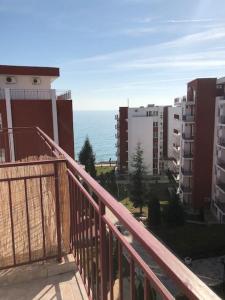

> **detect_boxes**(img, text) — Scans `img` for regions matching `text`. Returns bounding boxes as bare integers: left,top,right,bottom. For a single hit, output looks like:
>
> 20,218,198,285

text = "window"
174,114,179,120
153,131,158,138
153,153,158,158
153,162,158,169
153,121,158,127
0,149,5,162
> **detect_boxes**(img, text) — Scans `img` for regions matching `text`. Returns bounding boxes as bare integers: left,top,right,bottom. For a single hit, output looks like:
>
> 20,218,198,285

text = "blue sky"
1,0,225,110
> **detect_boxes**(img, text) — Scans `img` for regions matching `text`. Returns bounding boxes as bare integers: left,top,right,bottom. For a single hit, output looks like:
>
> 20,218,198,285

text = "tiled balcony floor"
0,270,88,300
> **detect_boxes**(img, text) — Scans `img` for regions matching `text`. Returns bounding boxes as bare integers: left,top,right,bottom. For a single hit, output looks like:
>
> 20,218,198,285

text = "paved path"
0,271,88,300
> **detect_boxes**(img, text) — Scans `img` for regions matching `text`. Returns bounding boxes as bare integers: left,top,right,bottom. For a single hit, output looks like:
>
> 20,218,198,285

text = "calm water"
74,111,116,162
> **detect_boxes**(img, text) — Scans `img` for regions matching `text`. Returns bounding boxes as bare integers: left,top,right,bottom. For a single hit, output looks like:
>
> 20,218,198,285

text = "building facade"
167,97,183,181
116,105,170,175
0,65,74,162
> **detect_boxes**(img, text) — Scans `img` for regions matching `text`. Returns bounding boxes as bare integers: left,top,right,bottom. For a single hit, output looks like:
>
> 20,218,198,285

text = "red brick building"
0,65,74,162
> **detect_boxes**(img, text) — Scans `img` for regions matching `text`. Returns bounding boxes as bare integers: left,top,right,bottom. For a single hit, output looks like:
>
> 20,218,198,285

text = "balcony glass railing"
9,89,71,100
219,116,225,125
182,133,194,141
180,184,192,193
182,115,195,122
217,181,225,193
218,138,225,147
182,152,193,159
181,167,192,176
217,159,225,170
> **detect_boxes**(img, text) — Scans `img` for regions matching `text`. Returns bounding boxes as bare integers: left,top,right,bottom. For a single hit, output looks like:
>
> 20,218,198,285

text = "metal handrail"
36,126,219,300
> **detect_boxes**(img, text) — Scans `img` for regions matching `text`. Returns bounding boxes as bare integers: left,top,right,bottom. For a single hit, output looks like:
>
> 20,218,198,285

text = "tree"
79,137,96,178
147,196,161,227
164,193,185,226
129,143,147,214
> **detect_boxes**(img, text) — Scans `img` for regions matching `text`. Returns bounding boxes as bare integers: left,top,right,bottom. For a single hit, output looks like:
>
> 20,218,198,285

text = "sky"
1,0,225,110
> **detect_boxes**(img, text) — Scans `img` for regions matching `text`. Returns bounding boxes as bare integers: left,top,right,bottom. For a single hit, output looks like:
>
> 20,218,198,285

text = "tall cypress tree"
129,143,147,214
79,137,96,178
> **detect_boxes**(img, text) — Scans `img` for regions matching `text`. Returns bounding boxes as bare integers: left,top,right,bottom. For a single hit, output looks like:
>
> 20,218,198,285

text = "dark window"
174,114,179,120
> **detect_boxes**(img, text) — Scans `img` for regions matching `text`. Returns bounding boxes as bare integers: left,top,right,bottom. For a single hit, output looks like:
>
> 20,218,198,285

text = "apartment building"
211,77,225,223
116,105,170,175
167,97,183,180
179,78,217,210
0,65,74,162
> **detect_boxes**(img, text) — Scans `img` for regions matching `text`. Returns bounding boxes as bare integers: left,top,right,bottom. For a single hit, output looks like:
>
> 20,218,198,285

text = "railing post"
99,201,107,300
54,161,62,262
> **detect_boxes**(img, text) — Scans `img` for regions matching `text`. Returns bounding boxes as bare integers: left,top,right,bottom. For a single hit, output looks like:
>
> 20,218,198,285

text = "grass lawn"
120,197,148,217
96,165,114,176
153,223,225,259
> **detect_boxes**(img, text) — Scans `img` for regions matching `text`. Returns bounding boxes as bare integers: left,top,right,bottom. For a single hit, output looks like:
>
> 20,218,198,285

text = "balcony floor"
0,255,88,300
0,271,88,300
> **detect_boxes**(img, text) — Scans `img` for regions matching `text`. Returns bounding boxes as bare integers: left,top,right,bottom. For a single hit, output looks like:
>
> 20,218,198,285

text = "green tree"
147,196,161,227
79,137,96,178
164,193,185,226
129,143,147,214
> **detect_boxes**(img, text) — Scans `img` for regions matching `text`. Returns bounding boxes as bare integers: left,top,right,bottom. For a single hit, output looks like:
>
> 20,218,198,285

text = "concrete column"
51,89,59,144
5,88,15,162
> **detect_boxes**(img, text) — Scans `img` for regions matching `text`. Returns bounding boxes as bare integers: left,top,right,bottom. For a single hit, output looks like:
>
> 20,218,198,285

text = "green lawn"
153,223,225,259
120,197,148,217
96,165,114,176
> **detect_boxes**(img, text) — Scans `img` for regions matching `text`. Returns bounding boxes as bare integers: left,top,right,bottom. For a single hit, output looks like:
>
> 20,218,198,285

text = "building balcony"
115,124,120,130
217,159,225,171
182,115,195,122
181,167,192,176
217,181,225,194
219,116,225,125
180,184,192,193
182,152,194,159
4,89,72,100
173,145,180,152
115,114,119,120
217,138,225,148
0,127,219,300
182,133,194,141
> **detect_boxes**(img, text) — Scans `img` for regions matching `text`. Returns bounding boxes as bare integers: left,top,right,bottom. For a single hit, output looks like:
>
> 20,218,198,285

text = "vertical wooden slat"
8,180,16,265
39,177,46,258
85,196,90,295
89,202,94,297
94,210,99,299
54,162,62,262
24,179,31,262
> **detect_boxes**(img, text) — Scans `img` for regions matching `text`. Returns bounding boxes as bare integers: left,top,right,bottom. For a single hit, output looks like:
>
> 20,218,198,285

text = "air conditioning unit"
32,77,41,85
5,76,16,84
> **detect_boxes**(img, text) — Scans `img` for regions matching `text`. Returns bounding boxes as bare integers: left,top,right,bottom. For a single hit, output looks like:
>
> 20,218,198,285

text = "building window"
153,122,158,127
174,114,179,120
0,149,5,162
153,153,158,158
153,131,158,138
153,162,158,169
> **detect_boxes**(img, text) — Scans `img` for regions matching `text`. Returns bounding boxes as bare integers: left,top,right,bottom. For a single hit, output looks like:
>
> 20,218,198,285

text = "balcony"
181,167,192,176
115,124,120,130
0,127,220,300
173,145,180,152
180,184,192,193
182,133,194,141
8,89,71,100
219,116,225,125
217,181,225,194
182,152,194,159
115,114,119,120
217,159,225,171
182,115,195,123
217,138,225,148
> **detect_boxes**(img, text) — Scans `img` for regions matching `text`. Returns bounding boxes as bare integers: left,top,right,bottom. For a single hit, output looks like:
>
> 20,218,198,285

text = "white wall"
0,75,55,90
127,106,163,174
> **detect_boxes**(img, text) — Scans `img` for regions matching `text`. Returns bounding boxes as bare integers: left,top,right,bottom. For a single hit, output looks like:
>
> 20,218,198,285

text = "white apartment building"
127,105,165,175
167,97,183,180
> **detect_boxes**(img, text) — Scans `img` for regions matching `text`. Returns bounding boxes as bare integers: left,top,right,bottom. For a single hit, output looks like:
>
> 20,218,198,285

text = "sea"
74,111,117,163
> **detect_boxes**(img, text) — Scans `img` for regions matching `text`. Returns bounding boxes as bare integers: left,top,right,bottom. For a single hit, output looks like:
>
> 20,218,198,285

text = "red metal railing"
36,127,220,300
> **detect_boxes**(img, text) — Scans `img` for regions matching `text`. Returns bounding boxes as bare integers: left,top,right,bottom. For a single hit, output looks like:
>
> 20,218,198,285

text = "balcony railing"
182,115,195,122
0,127,220,300
182,152,194,159
115,114,119,120
217,181,225,193
219,116,225,125
182,133,194,141
6,89,71,100
180,184,192,193
218,138,225,147
181,167,192,176
217,159,225,171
